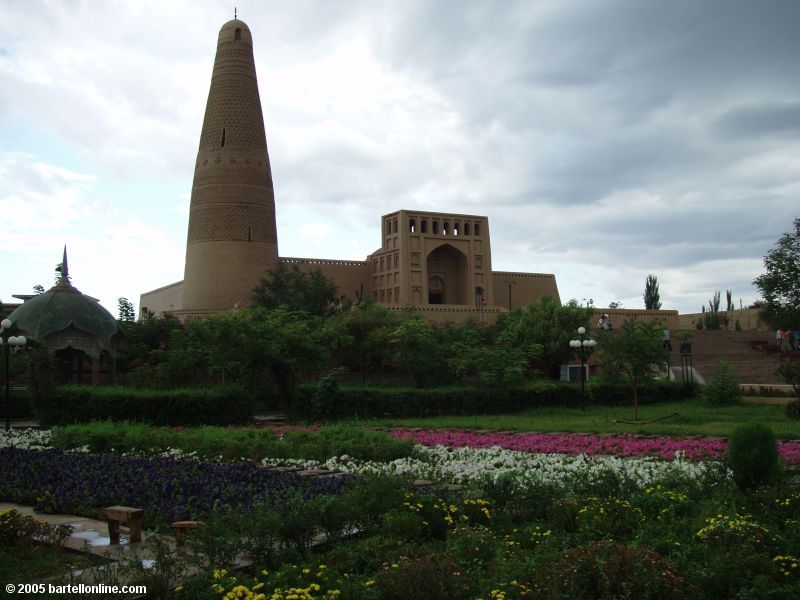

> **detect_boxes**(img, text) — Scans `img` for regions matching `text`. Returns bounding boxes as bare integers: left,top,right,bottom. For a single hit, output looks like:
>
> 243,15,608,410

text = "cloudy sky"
1,0,798,317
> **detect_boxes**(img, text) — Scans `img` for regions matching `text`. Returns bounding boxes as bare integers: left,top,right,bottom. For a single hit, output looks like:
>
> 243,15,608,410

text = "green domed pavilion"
9,248,123,384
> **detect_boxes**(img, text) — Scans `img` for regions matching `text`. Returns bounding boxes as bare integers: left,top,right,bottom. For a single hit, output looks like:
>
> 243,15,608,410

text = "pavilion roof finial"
61,244,70,282
234,6,237,19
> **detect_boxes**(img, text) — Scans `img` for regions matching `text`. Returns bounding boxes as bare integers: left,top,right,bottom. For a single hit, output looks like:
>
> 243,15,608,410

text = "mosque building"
139,17,560,322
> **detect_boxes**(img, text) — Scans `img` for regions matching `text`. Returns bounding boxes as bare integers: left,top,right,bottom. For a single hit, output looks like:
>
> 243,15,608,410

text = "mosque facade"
140,18,560,322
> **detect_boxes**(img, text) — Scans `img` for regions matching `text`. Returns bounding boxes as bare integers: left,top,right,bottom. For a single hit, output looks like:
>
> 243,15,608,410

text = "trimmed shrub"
289,380,695,420
704,360,743,406
728,421,781,490
33,385,256,427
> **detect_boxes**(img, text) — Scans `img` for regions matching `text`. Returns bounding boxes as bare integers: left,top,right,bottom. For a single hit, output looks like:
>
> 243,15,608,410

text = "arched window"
421,220,428,233
387,255,392,270
474,223,481,236
453,223,459,236
409,219,416,233
432,221,439,235
463,223,470,235
443,222,449,235
380,257,385,272
235,28,242,41
393,219,398,234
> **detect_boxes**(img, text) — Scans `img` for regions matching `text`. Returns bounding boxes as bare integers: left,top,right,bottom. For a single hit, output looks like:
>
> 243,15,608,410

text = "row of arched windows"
408,218,481,237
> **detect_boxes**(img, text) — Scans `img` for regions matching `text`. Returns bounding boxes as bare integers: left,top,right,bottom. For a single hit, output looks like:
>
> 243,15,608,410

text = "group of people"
596,314,613,330
777,329,798,352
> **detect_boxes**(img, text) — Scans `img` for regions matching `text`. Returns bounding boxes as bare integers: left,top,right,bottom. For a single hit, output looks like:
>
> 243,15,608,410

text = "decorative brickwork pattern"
187,205,277,243
183,19,279,311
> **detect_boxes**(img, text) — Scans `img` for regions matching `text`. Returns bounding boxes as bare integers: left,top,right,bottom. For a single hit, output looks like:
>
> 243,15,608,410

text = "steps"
672,330,792,385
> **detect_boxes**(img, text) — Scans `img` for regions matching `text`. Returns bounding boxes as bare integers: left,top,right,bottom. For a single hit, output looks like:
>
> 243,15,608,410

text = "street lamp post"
1,319,27,431
569,326,597,410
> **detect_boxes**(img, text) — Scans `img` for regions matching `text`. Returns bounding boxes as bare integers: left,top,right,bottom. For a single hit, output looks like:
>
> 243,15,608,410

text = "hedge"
290,380,698,420
33,385,256,427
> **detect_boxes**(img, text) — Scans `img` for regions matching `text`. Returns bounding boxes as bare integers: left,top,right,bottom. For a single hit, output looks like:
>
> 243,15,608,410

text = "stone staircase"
671,330,796,385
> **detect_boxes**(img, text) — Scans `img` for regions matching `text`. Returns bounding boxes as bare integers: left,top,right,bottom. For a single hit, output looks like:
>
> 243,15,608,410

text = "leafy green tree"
115,312,183,381
597,319,666,421
497,296,594,378
643,274,661,310
323,301,398,382
390,316,453,386
252,262,339,316
703,291,728,330
32,285,45,295
446,326,527,386
117,297,136,322
166,308,326,400
753,217,800,329
777,362,800,419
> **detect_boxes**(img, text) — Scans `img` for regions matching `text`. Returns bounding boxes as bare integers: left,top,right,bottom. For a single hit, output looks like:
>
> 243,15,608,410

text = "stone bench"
103,506,144,544
171,520,205,547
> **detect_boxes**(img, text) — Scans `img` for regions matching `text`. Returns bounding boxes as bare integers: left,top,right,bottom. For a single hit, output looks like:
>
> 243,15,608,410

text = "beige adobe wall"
492,272,560,310
677,307,767,331
385,304,507,325
139,281,184,318
281,257,371,301
592,308,679,330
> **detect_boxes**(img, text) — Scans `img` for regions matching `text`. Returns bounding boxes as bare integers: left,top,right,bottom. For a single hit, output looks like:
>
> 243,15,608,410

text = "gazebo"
8,248,123,384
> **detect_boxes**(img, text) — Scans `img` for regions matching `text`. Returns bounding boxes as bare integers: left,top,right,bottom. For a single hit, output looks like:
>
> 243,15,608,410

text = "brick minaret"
182,18,278,311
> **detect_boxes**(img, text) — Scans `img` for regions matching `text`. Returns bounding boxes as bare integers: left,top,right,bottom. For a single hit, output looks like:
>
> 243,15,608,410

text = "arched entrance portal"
427,244,468,305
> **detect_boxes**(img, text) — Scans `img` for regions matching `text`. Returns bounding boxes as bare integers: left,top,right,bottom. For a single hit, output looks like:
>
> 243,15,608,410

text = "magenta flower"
390,429,800,464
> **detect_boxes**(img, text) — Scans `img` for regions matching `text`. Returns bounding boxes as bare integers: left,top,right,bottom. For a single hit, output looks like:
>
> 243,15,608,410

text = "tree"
753,218,800,329
166,308,326,399
390,317,452,386
32,285,45,295
252,262,339,316
702,291,728,330
117,297,136,322
496,296,594,378
323,301,398,382
643,275,662,310
597,319,666,421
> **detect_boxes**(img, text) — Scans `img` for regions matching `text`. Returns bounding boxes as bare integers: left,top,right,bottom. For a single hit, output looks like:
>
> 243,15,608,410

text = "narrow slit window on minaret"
221,128,226,147
235,28,242,41
248,226,251,241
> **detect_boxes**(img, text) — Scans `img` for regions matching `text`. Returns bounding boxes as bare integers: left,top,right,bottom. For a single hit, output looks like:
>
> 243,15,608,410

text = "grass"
357,399,800,438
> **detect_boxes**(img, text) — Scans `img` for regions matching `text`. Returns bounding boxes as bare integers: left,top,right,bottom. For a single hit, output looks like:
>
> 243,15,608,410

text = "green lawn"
360,399,800,438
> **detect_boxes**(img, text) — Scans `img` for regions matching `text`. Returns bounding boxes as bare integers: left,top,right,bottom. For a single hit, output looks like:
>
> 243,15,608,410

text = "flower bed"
390,429,800,463
0,447,348,527
263,445,730,493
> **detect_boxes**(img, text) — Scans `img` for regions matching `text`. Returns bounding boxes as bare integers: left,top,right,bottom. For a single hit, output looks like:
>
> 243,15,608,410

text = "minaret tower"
182,18,279,311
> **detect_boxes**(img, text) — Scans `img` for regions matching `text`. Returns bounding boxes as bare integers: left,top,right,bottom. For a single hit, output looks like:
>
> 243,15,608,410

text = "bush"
728,422,782,490
33,385,256,427
290,380,695,420
704,361,743,406
530,541,691,598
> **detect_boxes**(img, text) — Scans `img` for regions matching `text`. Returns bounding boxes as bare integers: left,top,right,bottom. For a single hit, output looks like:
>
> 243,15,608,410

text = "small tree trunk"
633,377,639,421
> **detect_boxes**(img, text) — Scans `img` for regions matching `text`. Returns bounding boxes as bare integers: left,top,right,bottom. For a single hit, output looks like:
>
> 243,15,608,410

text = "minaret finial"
234,7,237,19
